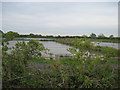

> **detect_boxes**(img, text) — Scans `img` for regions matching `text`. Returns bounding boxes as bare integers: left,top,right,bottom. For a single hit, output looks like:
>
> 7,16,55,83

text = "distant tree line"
0,30,120,39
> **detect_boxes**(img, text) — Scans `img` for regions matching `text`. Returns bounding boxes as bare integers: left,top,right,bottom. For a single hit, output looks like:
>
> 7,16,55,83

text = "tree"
4,31,19,41
2,39,48,86
11,40,47,60
98,33,105,38
58,35,61,38
0,30,3,41
27,40,46,58
81,35,88,41
29,33,34,37
82,35,88,38
90,33,96,39
109,35,114,38
0,30,4,34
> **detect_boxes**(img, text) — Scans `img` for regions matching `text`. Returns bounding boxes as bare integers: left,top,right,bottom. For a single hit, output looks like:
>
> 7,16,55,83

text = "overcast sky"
2,2,118,36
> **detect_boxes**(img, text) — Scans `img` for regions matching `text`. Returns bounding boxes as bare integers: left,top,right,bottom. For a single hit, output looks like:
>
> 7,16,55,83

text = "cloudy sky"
2,1,118,36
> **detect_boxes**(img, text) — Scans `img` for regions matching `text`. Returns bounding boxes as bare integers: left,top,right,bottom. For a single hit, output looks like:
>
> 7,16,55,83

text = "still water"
16,38,53,40
7,40,119,57
15,38,119,49
92,42,119,49
8,40,72,57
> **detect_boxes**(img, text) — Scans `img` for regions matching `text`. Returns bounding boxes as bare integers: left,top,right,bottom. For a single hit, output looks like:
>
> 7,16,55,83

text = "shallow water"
7,40,119,58
8,40,72,57
92,42,119,49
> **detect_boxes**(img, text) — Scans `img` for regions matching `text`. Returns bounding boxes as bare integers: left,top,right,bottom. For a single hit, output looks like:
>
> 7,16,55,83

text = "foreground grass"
29,57,118,65
29,58,57,63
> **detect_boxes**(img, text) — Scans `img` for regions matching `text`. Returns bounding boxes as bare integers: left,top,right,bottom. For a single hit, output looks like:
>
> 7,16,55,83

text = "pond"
15,38,53,40
7,40,72,57
6,40,119,58
92,42,119,49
